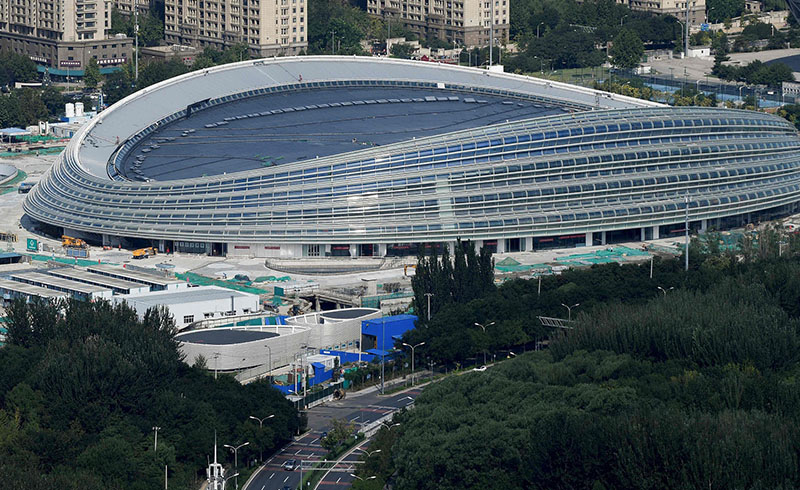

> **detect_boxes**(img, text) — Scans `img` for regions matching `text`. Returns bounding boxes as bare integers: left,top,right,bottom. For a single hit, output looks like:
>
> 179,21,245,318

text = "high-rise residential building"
164,0,306,57
628,0,706,25
366,0,509,48
0,0,132,77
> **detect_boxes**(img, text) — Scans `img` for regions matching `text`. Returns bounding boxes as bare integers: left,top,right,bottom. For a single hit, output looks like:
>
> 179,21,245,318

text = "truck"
132,247,157,259
61,235,87,248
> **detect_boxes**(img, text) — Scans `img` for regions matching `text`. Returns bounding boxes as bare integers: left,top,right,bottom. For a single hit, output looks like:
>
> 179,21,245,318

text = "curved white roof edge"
70,56,662,181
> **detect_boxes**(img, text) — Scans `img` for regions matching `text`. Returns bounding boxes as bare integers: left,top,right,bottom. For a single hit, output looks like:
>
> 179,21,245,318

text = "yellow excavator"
132,247,157,259
62,235,87,248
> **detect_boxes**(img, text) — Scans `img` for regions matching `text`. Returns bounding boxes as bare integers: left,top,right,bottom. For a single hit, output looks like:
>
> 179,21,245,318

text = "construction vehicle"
62,235,87,248
132,247,157,259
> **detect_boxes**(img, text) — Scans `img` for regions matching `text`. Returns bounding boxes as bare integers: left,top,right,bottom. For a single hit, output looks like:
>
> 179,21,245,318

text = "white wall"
178,325,311,371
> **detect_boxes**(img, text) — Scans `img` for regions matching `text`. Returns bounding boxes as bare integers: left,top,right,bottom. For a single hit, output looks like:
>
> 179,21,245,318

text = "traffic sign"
26,238,38,252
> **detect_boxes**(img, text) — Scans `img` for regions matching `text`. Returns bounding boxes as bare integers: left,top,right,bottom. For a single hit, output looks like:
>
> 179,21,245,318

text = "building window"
183,315,195,324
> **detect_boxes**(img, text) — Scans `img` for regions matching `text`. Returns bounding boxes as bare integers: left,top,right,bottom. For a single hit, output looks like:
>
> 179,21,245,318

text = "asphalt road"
244,387,422,490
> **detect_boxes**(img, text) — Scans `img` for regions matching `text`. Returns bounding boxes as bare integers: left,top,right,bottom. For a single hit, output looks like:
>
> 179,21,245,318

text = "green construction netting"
175,272,273,295
27,253,115,268
0,170,27,195
496,257,522,266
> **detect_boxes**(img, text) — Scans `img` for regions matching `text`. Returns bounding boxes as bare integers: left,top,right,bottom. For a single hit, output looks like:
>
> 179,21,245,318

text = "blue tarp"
361,314,418,351
319,349,377,364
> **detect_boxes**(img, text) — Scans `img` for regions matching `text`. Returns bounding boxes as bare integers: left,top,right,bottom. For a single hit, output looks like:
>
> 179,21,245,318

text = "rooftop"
86,264,184,287
120,286,256,308
12,271,111,294
0,278,69,299
177,328,278,345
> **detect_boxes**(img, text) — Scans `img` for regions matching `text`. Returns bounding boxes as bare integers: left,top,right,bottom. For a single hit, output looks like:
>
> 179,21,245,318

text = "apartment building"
164,0,306,57
367,0,509,48
628,0,706,25
0,0,132,74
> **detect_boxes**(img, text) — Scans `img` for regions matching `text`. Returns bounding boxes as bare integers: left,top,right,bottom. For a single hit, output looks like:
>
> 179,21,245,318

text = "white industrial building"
285,308,380,352
115,286,261,330
177,322,312,372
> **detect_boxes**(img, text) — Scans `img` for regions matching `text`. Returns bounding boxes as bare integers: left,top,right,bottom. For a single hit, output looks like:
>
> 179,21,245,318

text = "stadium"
23,56,800,257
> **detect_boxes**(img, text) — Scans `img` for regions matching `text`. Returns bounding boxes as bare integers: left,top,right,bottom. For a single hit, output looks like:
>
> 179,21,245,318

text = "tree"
103,66,134,105
0,51,38,87
83,58,101,89
320,418,356,451
707,0,745,23
390,43,416,59
610,29,643,69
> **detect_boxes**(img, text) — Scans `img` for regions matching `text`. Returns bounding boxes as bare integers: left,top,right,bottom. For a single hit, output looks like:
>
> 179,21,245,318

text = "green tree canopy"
610,28,644,69
83,58,101,89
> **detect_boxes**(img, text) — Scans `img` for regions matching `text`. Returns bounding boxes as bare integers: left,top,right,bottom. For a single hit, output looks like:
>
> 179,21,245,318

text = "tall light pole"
223,442,249,490
249,414,274,462
380,318,386,394
536,21,544,38
560,303,579,321
264,345,272,382
423,292,434,321
657,286,674,297
685,0,690,60
401,341,425,385
134,0,139,82
474,321,495,365
152,426,161,451
489,0,494,67
684,195,690,272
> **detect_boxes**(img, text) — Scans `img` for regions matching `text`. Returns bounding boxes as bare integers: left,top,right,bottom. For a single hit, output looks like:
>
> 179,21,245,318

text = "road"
244,387,422,490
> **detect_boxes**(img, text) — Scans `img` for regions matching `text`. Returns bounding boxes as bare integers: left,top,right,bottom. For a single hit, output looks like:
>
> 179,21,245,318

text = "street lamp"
473,322,495,365
536,21,544,38
560,303,580,321
380,319,387,395
223,442,249,490
380,421,401,430
423,292,434,321
401,341,425,385
264,345,272,382
350,474,377,482
249,414,274,462
356,448,382,458
223,473,239,487
657,286,674,297
152,426,161,451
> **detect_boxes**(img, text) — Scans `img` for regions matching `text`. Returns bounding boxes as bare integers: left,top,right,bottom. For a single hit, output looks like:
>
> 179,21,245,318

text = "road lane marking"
269,473,274,479
284,476,290,483
311,438,319,444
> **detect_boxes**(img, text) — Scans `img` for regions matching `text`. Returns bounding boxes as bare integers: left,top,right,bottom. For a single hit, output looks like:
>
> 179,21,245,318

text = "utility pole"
380,318,386,394
423,292,434,321
684,195,690,272
489,0,494,67
153,426,161,451
684,0,689,61
134,0,139,82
